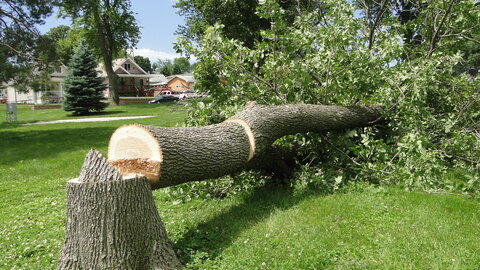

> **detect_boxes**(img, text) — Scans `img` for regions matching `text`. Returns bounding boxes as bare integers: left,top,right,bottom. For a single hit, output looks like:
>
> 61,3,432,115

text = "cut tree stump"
58,150,181,270
108,102,382,188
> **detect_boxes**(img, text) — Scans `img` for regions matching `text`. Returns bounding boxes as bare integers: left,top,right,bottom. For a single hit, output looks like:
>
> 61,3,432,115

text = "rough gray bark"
108,103,382,189
233,103,382,154
140,122,251,188
58,150,181,270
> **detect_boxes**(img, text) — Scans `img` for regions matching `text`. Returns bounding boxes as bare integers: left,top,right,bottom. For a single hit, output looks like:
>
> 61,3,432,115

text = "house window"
56,66,62,73
124,64,131,71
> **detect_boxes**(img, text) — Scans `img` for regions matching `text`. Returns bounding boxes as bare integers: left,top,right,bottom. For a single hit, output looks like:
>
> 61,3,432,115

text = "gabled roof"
149,74,168,86
50,63,68,78
96,57,150,78
167,74,195,83
150,74,167,83
112,58,148,75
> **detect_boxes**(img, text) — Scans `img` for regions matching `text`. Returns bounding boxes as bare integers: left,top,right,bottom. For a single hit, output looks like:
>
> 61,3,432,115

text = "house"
100,58,152,97
166,74,194,92
5,64,68,104
5,57,155,104
149,74,170,96
0,87,7,99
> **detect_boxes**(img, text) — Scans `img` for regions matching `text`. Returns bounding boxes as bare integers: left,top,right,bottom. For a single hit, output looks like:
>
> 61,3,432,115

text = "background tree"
174,0,322,48
173,57,191,74
45,24,88,65
154,57,192,76
153,59,174,76
133,55,152,73
178,0,479,195
63,41,107,115
60,0,140,105
175,0,269,48
0,0,58,91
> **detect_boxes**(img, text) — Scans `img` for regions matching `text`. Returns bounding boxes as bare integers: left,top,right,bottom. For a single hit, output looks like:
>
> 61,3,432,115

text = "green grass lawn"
0,103,479,269
0,102,187,126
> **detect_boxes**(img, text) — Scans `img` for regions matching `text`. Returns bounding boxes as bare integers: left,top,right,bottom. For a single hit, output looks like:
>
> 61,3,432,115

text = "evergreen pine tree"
63,41,107,115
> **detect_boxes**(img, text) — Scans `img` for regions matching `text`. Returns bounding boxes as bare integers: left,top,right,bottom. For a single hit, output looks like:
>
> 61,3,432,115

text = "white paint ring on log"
225,118,256,161
67,178,81,184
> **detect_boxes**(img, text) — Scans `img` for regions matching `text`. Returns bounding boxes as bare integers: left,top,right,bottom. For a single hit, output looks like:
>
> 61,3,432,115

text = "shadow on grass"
0,126,116,165
174,184,317,265
0,122,23,130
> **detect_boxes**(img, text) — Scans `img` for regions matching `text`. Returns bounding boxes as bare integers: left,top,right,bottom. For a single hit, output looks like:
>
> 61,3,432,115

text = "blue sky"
38,0,186,62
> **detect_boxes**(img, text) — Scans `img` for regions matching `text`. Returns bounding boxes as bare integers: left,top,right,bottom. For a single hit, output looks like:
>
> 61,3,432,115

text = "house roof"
113,58,148,75
97,57,149,78
150,74,168,84
167,75,195,83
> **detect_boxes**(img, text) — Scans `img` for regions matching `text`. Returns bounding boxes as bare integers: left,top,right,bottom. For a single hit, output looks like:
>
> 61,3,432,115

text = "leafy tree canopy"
45,24,87,65
0,0,58,90
153,57,192,76
153,59,174,76
178,0,480,196
133,55,152,73
173,57,191,74
174,0,323,48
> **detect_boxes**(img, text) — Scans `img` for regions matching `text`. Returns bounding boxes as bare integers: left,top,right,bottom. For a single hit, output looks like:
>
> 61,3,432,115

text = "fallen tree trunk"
58,150,181,270
108,103,382,188
59,102,382,268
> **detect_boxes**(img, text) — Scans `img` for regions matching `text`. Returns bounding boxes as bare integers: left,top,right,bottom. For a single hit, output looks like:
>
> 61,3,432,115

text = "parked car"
148,91,179,104
0,97,7,104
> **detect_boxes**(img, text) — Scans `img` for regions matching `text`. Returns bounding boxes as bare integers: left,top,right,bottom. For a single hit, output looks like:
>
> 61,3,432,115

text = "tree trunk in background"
58,150,181,270
105,68,120,105
108,102,382,189
92,1,120,105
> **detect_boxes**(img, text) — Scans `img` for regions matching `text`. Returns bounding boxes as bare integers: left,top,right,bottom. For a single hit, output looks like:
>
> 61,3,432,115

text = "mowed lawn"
0,103,479,269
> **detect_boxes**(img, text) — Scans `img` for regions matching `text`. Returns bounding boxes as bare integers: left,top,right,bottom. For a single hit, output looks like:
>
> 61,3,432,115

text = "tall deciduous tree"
63,41,107,115
175,0,269,48
60,0,140,105
45,25,88,65
0,0,57,90
133,55,152,73
175,0,322,48
173,57,191,74
154,59,174,76
153,57,192,76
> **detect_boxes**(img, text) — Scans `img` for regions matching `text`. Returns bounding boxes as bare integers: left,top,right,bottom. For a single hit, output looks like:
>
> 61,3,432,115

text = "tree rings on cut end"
109,158,160,183
108,124,162,184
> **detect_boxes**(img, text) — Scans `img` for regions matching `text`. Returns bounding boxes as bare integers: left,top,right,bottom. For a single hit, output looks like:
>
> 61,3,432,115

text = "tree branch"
3,0,41,37
428,0,457,57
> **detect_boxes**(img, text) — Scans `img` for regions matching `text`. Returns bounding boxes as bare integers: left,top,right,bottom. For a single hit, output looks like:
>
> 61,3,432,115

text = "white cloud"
133,48,180,62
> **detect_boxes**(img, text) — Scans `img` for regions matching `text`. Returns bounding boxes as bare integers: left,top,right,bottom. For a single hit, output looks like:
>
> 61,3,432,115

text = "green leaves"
177,0,479,196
